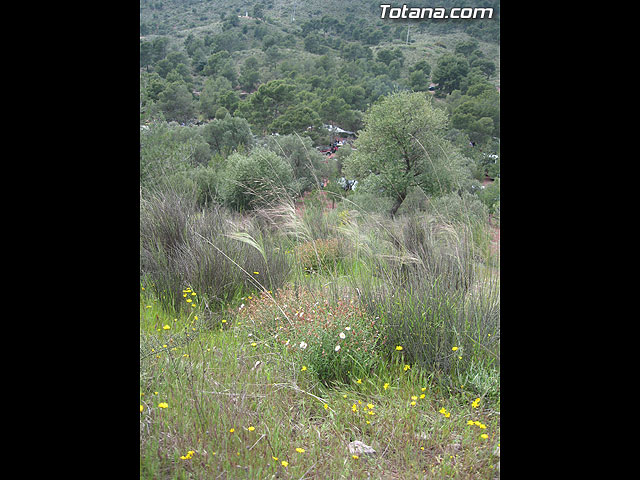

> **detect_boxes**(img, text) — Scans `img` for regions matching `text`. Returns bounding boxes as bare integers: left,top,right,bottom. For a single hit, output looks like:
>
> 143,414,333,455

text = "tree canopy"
344,91,472,216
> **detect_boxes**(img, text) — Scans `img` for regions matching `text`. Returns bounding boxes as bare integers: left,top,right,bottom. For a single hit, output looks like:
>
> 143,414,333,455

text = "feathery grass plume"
226,231,267,265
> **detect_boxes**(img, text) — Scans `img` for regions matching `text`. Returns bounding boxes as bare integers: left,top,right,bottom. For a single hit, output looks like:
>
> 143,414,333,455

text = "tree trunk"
389,193,406,217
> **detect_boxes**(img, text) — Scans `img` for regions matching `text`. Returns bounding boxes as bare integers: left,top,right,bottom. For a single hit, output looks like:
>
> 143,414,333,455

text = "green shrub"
264,134,330,195
220,147,295,211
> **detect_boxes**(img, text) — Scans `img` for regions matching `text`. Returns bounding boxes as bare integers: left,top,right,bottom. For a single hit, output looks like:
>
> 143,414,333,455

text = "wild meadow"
140,185,499,479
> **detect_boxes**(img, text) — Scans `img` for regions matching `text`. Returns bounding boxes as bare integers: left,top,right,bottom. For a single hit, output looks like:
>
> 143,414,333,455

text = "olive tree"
344,91,471,216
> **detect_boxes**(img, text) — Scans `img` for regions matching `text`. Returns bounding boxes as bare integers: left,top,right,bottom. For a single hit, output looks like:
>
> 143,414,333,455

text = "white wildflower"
299,341,308,350
335,345,341,352
339,332,346,339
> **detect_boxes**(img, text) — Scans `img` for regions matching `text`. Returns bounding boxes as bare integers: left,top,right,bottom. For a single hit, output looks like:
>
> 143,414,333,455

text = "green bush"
264,134,330,194
220,147,295,211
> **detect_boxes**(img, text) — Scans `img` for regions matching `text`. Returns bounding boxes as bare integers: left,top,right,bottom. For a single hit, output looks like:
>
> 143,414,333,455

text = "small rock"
348,440,376,456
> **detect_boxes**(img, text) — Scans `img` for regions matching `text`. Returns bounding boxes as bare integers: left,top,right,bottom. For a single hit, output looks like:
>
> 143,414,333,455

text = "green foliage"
156,81,195,123
140,122,203,189
199,76,239,118
202,114,253,157
432,54,470,95
239,57,261,92
477,179,500,214
344,91,471,216
449,87,500,143
268,104,321,136
220,147,294,211
237,79,296,133
264,134,330,194
408,69,431,92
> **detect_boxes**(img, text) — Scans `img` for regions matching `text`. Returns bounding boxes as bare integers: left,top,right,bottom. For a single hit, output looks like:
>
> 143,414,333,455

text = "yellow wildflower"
248,426,255,431
395,346,403,351
162,324,170,330
404,364,411,371
229,428,235,433
301,365,307,371
295,448,305,453
281,461,288,467
185,450,195,459
452,346,458,351
438,407,450,418
383,383,389,390
158,402,168,409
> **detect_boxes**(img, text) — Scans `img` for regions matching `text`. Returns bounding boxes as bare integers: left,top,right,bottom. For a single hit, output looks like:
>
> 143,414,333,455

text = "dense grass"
140,186,499,478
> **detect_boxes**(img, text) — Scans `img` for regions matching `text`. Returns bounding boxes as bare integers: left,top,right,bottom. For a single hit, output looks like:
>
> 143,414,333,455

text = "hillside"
140,3,500,479
140,0,500,137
